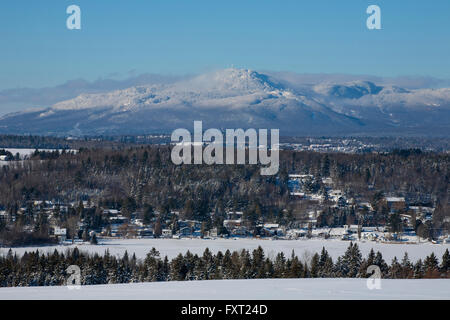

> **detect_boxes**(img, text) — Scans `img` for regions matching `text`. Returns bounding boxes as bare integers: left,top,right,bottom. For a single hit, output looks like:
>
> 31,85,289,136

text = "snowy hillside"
0,278,448,300
0,68,449,136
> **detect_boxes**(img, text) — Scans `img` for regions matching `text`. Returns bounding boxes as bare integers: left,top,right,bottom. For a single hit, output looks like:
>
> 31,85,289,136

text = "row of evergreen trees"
0,243,449,287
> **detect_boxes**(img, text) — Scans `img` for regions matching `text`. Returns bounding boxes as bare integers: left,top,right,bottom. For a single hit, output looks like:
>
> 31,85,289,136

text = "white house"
161,229,172,238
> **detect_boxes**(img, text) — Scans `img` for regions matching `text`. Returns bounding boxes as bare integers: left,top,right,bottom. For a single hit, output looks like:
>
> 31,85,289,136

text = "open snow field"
0,279,448,300
1,238,449,262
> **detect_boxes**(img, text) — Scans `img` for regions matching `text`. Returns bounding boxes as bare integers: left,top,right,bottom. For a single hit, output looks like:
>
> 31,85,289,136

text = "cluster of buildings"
286,173,447,242
0,174,446,244
279,139,377,154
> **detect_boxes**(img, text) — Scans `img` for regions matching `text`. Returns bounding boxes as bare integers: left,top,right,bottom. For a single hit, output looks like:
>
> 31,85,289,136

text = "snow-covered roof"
386,197,405,202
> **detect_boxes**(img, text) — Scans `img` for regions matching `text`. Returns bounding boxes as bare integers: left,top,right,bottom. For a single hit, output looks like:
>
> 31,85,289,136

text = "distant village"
1,171,448,246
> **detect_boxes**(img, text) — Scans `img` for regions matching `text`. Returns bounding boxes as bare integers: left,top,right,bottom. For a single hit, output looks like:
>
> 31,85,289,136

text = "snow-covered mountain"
1,68,449,136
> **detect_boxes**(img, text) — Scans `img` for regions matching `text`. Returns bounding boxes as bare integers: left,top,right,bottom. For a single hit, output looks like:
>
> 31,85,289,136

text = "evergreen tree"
440,249,449,273
251,247,265,278
389,257,402,279
318,247,333,277
424,252,439,278
287,250,304,278
414,259,424,279
310,253,320,278
342,242,362,277
400,252,413,278
373,251,389,277
272,252,286,278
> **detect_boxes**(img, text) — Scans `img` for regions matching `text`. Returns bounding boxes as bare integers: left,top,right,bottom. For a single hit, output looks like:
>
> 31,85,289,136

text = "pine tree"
414,259,424,279
273,252,286,278
389,257,402,279
424,252,439,278
251,246,265,278
239,250,252,279
373,251,389,277
310,253,320,278
334,256,345,277
440,249,450,274
318,247,334,277
342,242,362,277
170,253,187,281
222,250,233,279
367,248,376,266
400,252,413,278
287,250,304,278
263,258,274,278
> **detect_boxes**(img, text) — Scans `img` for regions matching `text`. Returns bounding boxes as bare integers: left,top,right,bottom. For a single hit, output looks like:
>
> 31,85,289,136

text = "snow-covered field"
2,238,449,262
0,279,448,300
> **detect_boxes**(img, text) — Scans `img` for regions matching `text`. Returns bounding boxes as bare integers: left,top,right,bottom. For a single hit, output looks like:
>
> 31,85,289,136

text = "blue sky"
0,0,449,89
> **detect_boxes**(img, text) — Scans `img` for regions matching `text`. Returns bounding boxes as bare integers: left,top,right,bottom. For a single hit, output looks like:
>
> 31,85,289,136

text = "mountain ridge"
1,68,449,137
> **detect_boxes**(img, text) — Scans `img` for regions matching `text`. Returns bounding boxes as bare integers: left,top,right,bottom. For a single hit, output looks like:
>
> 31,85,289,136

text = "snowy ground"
0,279,448,300
2,238,449,262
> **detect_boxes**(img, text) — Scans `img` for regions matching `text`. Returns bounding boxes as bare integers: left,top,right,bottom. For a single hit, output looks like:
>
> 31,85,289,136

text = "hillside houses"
0,173,441,245
223,211,244,230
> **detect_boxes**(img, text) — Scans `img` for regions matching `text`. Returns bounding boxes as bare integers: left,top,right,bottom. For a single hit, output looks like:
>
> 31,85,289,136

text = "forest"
0,144,449,245
0,243,449,287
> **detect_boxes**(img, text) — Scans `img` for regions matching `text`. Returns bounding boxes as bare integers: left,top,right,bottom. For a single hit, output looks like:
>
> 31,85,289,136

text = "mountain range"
0,68,449,137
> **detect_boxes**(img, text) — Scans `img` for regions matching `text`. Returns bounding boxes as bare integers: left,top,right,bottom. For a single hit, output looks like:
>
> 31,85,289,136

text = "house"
223,212,243,229
230,226,248,237
385,197,406,212
161,229,172,238
209,227,218,237
286,229,307,239
53,227,67,242
0,211,7,222
344,225,360,234
358,202,374,211
329,190,344,202
109,215,129,228
132,219,144,227
137,228,154,238
182,220,202,230
288,174,314,180
103,209,120,216
178,226,193,237
290,192,305,197
408,206,435,219
264,223,279,229
54,227,67,236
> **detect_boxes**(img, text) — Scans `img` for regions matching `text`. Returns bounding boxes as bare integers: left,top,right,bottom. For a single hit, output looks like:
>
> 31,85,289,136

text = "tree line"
0,243,449,287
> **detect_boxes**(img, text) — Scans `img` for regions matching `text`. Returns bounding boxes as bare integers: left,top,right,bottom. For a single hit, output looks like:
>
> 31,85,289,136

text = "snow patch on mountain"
1,68,450,136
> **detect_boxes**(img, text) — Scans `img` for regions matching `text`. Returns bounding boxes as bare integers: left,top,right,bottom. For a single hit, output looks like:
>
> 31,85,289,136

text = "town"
0,137,448,248
1,171,448,246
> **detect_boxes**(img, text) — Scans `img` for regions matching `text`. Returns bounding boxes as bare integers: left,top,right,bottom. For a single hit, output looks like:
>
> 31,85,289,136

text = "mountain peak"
0,68,449,136
179,68,283,92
